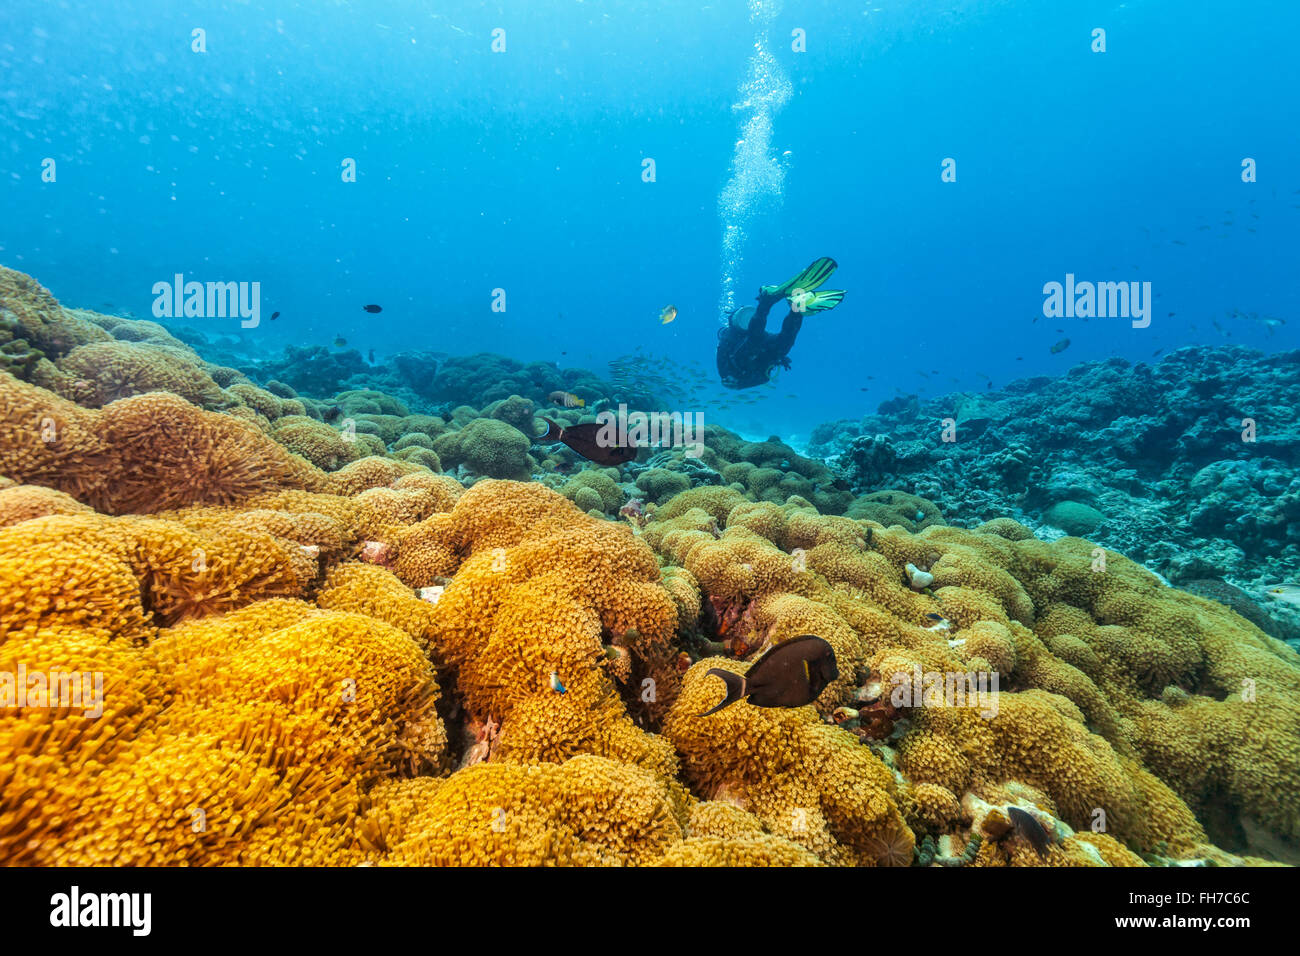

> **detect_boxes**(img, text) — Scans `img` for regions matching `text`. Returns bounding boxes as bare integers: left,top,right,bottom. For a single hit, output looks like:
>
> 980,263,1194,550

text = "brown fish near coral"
538,417,637,467
697,635,838,717
1007,806,1052,859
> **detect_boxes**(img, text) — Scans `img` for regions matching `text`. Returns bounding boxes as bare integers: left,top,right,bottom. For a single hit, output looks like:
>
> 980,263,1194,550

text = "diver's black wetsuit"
715,295,801,390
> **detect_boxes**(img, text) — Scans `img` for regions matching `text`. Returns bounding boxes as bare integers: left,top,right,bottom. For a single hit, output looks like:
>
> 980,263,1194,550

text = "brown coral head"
858,711,895,740
707,593,752,640
464,715,501,766
727,635,754,658
865,822,915,867
980,808,1013,841
831,706,859,724
854,696,901,740
359,540,392,567
854,677,884,705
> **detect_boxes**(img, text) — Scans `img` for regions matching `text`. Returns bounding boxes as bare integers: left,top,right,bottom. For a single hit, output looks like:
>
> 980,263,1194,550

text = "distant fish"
362,304,383,313
548,390,586,409
538,418,636,467
1050,338,1071,354
334,336,348,348
696,635,838,717
1007,806,1051,859
1246,314,1286,330
1264,583,1300,608
270,311,280,321
1152,349,1164,357
659,304,678,325
368,349,375,363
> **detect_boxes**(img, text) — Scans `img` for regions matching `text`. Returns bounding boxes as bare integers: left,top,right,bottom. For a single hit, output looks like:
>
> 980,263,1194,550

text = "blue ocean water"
2,0,1297,442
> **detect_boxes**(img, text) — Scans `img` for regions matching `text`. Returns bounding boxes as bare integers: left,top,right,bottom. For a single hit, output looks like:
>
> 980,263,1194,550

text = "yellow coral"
56,341,227,408
373,756,685,866
0,484,93,527
0,373,331,513
664,658,909,866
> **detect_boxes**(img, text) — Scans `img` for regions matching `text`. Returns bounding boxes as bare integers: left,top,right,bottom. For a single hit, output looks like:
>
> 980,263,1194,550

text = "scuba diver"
716,257,845,389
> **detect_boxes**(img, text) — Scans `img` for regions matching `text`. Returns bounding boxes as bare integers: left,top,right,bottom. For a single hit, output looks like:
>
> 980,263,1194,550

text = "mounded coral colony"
1,266,1298,866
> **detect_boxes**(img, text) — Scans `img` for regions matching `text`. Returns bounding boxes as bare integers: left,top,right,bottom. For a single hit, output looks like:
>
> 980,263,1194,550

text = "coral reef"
1,265,1297,868
810,347,1300,641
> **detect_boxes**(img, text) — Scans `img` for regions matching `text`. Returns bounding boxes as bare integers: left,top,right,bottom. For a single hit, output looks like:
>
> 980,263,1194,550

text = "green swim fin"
759,256,838,300
789,288,846,314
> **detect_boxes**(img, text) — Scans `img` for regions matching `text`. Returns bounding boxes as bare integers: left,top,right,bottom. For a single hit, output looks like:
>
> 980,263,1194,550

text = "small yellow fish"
548,390,585,408
659,304,677,325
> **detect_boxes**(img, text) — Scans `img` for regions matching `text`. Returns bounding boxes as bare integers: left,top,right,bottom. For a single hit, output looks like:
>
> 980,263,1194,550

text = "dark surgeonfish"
697,635,838,717
362,304,383,313
1006,806,1051,859
538,418,637,467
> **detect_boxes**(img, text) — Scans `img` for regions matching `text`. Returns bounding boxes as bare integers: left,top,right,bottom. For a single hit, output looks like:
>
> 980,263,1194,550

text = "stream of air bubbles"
717,0,793,323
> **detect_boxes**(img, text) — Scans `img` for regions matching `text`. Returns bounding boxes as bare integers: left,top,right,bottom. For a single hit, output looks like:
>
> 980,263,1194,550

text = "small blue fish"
549,671,567,694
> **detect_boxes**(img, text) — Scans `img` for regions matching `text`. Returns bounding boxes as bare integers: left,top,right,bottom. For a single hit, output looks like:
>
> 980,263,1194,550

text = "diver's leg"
747,297,776,337
772,310,803,353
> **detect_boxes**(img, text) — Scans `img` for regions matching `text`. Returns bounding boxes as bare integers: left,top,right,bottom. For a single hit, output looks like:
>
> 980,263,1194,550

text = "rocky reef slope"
810,348,1300,643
